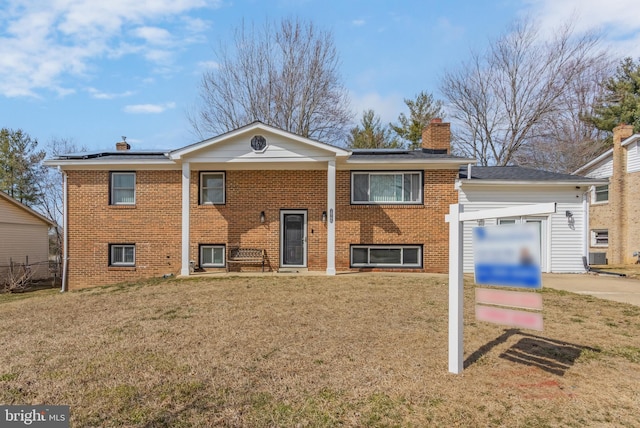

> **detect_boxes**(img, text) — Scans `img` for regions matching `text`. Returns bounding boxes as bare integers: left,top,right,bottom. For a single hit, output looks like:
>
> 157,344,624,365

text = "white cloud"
124,102,176,114
521,0,640,56
350,91,405,125
197,61,220,70
87,87,135,100
132,26,173,45
0,0,220,98
352,19,366,27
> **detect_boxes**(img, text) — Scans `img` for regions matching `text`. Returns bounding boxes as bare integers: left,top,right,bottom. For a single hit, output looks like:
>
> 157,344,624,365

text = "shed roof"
0,191,56,227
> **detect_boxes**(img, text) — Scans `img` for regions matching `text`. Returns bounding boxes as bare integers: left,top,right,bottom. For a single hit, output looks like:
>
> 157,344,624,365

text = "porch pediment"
170,121,349,164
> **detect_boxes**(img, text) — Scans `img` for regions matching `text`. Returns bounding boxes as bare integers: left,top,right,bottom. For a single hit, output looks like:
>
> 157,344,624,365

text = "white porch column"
326,160,336,275
181,162,191,276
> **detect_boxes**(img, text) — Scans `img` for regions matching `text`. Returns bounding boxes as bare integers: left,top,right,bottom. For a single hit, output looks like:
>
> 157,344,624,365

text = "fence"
0,257,60,292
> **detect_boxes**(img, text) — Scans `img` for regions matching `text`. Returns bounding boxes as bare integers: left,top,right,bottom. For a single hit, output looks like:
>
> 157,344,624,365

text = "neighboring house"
575,124,640,265
45,120,475,289
0,191,55,281
457,166,607,273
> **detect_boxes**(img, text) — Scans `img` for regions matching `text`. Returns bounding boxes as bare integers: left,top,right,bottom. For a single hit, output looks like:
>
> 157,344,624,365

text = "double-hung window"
111,172,136,205
352,171,422,204
200,245,225,267
351,245,422,268
594,185,609,203
110,244,135,266
200,172,225,204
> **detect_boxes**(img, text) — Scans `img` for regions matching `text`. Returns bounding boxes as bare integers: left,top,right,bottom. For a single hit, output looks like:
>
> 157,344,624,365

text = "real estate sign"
472,223,542,288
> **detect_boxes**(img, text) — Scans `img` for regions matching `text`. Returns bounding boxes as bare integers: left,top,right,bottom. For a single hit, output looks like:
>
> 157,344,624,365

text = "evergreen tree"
587,57,640,133
0,128,46,206
347,110,402,149
390,91,444,150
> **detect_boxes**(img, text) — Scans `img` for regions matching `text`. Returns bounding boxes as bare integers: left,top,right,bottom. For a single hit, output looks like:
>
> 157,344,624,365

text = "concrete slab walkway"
542,273,640,306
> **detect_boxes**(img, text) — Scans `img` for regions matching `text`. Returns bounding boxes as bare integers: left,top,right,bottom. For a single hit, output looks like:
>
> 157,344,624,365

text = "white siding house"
0,191,55,280
457,166,607,273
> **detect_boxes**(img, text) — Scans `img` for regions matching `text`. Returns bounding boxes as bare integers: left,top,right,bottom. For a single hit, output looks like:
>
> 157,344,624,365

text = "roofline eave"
457,179,609,187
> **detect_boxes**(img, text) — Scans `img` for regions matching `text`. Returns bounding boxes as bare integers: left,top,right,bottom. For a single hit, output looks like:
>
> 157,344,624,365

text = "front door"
280,210,307,267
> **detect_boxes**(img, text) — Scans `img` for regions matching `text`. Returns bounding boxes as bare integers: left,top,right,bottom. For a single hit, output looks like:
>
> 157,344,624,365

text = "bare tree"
441,19,609,167
2,259,35,293
513,56,614,172
191,18,353,144
37,138,86,265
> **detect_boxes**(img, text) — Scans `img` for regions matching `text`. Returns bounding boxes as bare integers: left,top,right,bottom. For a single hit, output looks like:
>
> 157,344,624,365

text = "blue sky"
1,0,640,152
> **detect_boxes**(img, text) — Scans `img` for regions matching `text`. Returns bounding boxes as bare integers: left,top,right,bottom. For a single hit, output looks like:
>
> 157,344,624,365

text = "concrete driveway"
542,273,640,306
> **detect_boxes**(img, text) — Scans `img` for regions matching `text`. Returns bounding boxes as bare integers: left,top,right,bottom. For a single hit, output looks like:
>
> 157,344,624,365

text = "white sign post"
445,202,556,374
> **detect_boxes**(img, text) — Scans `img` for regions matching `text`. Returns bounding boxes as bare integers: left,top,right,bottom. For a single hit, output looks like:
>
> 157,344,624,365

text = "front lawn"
1,274,639,426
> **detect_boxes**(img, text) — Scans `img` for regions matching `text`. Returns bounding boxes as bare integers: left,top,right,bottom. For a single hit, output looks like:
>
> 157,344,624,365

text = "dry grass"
1,274,639,427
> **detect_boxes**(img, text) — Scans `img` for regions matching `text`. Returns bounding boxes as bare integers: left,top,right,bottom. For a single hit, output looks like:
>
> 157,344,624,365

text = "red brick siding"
336,169,457,273
190,170,327,272
66,167,457,288
66,170,182,288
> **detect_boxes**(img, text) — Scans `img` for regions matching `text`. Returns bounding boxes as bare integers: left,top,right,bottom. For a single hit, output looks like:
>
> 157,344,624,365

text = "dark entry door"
281,211,307,266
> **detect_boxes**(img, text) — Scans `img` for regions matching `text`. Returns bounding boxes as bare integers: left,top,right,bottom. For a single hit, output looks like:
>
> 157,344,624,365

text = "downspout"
61,168,68,293
582,188,590,270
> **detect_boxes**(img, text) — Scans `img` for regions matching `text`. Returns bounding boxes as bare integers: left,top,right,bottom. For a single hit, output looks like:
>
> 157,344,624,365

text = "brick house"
575,124,640,265
46,120,474,289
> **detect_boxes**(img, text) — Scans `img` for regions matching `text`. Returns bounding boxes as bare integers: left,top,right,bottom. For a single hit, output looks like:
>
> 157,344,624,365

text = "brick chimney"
421,118,450,154
610,123,634,264
116,138,130,151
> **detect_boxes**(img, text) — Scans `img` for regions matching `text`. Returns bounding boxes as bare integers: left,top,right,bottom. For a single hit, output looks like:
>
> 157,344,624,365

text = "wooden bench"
226,247,266,272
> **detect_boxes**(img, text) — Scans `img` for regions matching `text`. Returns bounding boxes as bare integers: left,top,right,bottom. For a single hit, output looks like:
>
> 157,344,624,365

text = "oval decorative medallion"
251,135,267,152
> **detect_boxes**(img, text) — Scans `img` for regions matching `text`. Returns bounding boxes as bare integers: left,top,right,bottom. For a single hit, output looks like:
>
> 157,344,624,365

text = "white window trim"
200,244,226,267
110,244,135,266
351,171,423,205
199,172,226,205
111,172,136,205
350,245,422,268
591,229,609,247
592,184,609,204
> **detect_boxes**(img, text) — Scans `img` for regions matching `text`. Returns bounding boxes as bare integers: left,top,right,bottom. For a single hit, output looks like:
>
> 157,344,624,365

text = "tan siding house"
575,124,640,265
0,192,55,280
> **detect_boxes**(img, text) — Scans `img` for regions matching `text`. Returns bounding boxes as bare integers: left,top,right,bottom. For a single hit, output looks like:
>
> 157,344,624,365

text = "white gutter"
61,168,68,293
459,179,608,187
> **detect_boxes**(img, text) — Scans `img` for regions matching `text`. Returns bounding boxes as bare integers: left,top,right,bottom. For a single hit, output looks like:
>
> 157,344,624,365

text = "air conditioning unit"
589,252,607,265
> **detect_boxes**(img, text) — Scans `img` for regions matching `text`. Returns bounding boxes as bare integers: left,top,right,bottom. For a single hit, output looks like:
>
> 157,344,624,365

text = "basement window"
200,245,226,268
350,245,422,268
109,244,135,266
591,230,608,247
